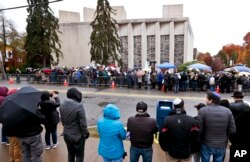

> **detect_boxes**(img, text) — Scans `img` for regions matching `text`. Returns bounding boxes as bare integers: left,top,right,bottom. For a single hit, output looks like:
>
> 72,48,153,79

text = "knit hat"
136,101,148,113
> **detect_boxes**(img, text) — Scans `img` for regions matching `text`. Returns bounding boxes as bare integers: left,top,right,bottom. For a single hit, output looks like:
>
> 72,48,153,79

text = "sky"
1,0,250,55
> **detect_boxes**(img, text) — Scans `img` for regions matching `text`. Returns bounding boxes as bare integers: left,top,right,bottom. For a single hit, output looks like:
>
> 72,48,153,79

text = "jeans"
64,134,85,162
130,146,153,162
174,84,179,93
44,124,58,146
210,85,215,91
102,156,123,162
200,144,225,162
1,128,9,143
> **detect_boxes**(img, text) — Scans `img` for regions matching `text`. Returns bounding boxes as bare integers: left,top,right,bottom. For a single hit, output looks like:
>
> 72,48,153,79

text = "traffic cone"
9,77,14,84
64,79,68,86
111,80,115,88
216,85,220,93
161,85,164,92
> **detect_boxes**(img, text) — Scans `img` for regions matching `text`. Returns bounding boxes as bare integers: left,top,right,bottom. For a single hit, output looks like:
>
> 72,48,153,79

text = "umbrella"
238,71,250,76
142,67,151,72
136,70,145,77
0,86,44,136
232,65,250,72
187,63,212,71
157,62,176,69
105,66,116,71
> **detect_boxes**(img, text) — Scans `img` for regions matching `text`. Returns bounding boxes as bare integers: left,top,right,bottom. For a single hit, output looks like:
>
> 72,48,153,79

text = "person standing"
97,104,126,162
127,101,158,162
7,89,23,162
0,86,9,145
193,103,206,162
229,91,250,162
60,87,89,162
159,98,200,162
39,91,60,150
198,91,236,162
16,68,21,83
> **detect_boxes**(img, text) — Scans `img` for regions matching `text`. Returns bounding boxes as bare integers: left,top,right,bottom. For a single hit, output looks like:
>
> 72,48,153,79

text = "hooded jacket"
60,88,88,141
0,87,9,105
97,104,126,160
39,92,60,124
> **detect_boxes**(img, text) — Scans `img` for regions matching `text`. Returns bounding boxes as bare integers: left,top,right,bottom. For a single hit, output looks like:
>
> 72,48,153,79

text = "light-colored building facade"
57,4,194,69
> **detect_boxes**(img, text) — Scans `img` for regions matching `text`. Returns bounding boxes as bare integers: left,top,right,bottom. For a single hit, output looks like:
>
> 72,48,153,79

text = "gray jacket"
60,98,88,142
198,104,236,148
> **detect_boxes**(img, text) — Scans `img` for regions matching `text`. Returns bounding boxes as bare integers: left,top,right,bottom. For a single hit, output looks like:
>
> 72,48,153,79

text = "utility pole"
0,16,7,80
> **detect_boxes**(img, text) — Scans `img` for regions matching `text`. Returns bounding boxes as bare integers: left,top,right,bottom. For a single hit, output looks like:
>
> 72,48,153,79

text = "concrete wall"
83,6,126,22
83,7,95,22
162,4,183,18
57,5,194,68
59,22,92,67
59,10,80,23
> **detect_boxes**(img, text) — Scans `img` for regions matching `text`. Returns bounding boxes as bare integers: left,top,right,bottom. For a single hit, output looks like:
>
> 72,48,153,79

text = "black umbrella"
0,86,44,136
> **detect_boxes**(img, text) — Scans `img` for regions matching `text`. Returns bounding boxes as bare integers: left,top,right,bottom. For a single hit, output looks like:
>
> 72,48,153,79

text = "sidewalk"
0,123,165,162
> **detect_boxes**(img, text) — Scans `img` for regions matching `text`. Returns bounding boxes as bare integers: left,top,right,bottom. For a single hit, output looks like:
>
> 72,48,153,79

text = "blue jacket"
97,104,126,160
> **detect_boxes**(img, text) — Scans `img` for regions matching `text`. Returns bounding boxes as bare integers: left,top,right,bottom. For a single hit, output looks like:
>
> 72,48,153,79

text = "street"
0,81,248,162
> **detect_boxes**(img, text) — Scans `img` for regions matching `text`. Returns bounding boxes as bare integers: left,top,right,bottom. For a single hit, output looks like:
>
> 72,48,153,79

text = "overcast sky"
1,0,250,55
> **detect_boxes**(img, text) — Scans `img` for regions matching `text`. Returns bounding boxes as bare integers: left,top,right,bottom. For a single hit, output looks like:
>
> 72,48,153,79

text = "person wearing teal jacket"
97,104,126,162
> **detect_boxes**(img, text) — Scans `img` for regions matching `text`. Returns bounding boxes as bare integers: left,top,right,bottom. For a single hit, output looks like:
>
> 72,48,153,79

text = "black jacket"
127,113,158,148
159,110,200,159
39,97,60,124
229,100,250,146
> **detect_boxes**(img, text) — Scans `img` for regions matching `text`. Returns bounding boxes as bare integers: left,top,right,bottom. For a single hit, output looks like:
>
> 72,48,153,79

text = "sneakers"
52,143,59,149
45,145,51,150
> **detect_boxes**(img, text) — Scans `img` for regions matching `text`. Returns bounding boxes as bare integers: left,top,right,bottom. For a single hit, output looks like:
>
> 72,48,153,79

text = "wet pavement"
0,122,165,162
0,81,246,161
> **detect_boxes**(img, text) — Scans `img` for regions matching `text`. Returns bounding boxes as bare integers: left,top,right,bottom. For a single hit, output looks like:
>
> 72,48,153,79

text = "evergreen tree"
25,0,62,68
90,0,122,66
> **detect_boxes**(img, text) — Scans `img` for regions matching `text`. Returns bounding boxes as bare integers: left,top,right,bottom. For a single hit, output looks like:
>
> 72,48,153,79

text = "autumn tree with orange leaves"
220,44,242,66
243,32,250,66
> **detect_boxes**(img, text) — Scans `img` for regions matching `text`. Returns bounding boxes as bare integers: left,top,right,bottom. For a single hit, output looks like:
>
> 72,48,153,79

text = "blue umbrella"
187,63,212,71
232,65,250,72
157,62,176,69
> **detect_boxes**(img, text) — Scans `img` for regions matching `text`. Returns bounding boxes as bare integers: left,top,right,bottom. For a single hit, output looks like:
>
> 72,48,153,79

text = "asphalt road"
1,81,248,162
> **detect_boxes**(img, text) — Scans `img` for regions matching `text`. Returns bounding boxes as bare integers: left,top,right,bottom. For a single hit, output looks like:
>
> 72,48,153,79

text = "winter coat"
229,100,250,146
97,104,126,160
39,97,60,124
159,110,200,159
60,88,88,142
0,87,8,105
198,104,236,148
127,113,158,148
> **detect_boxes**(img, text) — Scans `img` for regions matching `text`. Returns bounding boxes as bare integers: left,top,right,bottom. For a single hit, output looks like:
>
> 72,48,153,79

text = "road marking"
36,87,206,100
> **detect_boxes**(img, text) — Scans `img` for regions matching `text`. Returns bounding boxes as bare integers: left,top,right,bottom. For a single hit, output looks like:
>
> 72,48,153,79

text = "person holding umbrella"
0,86,45,162
38,91,60,150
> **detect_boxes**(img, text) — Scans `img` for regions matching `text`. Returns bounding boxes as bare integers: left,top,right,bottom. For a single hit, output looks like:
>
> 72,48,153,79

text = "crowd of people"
0,85,250,162
15,67,250,93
